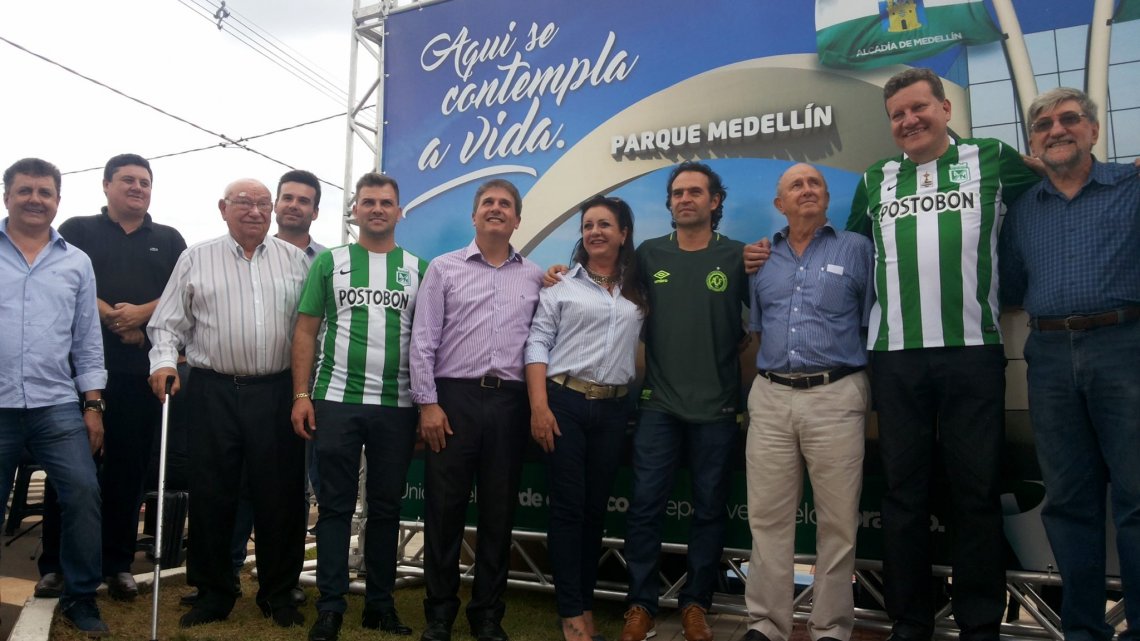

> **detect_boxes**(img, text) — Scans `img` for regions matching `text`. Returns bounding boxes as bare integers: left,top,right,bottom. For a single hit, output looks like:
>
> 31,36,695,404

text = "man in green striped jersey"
291,173,427,641
846,68,1038,641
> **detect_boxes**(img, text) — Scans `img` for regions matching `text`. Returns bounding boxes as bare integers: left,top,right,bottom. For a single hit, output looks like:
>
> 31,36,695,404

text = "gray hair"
1027,87,1099,125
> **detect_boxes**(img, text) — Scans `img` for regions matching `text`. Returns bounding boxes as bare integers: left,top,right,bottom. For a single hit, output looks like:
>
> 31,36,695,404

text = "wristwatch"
82,399,107,413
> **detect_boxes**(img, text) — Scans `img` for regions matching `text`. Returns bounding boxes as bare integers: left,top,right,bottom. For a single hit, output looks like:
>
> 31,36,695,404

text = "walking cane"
150,376,175,641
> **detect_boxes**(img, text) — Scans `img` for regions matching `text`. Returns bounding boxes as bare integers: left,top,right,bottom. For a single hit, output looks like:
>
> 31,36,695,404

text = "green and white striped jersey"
847,137,1037,351
298,243,427,406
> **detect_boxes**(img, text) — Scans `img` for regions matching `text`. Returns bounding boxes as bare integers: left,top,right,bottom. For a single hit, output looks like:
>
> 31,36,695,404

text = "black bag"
142,490,189,567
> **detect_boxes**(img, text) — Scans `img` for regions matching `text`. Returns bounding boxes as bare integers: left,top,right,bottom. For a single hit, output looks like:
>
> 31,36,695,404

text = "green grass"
49,569,628,641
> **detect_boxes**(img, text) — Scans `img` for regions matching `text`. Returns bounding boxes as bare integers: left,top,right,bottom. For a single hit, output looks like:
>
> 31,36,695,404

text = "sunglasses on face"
1030,112,1088,134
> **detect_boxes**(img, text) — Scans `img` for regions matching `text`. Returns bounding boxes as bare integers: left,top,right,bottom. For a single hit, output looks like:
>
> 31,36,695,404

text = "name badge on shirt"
825,264,844,276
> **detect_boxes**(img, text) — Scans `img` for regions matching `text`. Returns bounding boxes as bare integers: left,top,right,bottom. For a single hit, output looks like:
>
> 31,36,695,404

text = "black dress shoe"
291,585,308,606
741,631,773,641
259,601,305,627
471,619,509,641
422,620,453,641
309,610,343,641
179,606,228,628
106,572,139,601
34,572,64,598
363,607,413,635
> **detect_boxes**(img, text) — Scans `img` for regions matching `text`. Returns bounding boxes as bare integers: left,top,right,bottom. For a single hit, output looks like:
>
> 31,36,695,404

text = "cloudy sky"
1,0,383,247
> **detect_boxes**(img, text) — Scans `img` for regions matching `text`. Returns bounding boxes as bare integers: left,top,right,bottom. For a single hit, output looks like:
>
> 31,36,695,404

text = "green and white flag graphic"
1116,0,1140,23
816,0,1001,69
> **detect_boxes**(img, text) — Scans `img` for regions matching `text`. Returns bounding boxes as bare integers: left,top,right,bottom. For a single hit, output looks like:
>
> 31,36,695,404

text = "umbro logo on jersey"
652,270,670,284
149,247,159,252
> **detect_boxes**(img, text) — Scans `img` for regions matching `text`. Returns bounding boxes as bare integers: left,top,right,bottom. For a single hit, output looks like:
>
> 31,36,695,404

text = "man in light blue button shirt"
741,164,873,641
0,157,109,635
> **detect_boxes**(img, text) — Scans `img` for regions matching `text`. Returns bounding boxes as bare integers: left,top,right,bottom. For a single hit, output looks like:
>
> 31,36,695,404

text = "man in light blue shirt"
0,157,109,636
742,164,874,641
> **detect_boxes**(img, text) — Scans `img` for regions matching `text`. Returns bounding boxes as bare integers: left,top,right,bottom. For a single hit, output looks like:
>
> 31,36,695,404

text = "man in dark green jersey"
846,68,1038,641
618,162,747,641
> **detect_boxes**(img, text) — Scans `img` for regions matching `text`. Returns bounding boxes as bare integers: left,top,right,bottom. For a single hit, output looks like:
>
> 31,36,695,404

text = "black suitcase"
141,490,189,567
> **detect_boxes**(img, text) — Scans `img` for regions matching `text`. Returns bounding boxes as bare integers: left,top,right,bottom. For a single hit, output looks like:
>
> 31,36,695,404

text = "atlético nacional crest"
949,162,971,184
396,267,411,287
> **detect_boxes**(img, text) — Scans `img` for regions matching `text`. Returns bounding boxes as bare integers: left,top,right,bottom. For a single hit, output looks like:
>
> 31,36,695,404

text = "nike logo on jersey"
338,268,355,275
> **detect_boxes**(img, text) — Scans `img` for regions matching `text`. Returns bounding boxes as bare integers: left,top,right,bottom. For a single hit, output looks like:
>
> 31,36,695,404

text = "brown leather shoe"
680,604,712,641
618,606,655,641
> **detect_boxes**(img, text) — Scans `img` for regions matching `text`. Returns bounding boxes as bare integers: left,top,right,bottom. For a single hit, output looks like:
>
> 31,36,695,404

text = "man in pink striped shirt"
410,179,544,641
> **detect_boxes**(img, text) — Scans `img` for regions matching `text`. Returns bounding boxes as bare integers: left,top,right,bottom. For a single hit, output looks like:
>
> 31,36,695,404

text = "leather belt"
548,373,629,400
757,366,864,389
438,376,526,392
191,367,290,387
1031,307,1140,332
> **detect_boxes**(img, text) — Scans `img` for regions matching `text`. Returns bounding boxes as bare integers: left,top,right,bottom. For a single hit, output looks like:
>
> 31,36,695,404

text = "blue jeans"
1024,320,1140,641
544,385,630,618
0,404,102,603
313,400,417,614
624,410,738,614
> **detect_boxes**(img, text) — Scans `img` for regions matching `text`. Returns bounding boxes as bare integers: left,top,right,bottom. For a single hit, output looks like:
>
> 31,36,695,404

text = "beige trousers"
743,371,869,641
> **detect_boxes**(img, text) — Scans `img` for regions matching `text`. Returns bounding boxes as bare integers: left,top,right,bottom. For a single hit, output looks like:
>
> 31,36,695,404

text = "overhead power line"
205,0,345,90
60,112,350,182
175,0,349,109
0,34,341,189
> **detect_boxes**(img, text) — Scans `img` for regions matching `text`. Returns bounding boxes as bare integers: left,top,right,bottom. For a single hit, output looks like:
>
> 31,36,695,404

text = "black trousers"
422,379,529,627
38,371,160,576
872,346,1007,641
185,369,305,613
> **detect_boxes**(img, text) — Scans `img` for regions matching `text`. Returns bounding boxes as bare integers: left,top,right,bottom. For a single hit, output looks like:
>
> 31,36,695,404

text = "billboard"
381,0,1131,573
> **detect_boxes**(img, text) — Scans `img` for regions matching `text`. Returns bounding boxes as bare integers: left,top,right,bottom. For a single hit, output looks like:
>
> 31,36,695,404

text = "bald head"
774,163,829,230
219,178,273,251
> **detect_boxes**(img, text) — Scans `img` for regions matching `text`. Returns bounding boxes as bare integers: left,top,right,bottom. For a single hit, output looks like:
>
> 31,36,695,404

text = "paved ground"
2,471,49,640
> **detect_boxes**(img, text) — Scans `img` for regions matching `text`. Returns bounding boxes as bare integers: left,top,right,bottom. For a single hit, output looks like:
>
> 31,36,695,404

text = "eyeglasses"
1029,112,1089,134
226,198,274,211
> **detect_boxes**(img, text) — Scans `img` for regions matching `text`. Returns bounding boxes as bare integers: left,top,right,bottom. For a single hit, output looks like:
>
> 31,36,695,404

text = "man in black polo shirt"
34,154,186,600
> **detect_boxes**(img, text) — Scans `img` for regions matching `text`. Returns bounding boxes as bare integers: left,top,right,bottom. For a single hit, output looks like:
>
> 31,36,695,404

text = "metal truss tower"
340,0,392,243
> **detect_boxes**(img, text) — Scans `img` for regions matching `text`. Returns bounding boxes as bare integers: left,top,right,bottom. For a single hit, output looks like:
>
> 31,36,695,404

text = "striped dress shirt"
147,233,309,376
524,263,644,386
409,240,543,405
